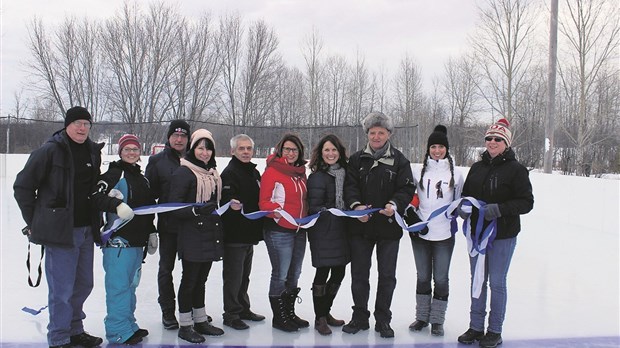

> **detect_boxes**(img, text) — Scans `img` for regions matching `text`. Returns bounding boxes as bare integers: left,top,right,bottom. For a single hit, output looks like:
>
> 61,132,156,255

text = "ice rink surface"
1,154,618,347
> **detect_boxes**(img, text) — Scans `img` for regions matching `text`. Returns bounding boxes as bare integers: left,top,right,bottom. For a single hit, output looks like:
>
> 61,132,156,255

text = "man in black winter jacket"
14,106,133,348
342,112,415,339
145,119,190,329
220,134,266,330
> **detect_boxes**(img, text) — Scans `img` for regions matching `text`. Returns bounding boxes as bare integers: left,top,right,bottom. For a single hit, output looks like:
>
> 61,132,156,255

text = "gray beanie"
362,112,394,133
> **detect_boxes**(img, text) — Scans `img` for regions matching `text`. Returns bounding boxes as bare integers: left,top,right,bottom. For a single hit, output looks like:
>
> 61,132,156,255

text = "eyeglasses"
485,137,504,143
170,133,188,139
282,147,299,154
71,120,92,129
122,147,141,153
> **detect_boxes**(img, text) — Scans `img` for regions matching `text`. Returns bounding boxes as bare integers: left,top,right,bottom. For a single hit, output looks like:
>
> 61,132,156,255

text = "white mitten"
116,202,134,220
108,188,124,200
147,233,158,255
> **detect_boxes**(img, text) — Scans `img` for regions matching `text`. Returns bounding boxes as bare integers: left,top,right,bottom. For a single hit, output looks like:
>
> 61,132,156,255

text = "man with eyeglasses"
145,119,193,330
14,106,134,348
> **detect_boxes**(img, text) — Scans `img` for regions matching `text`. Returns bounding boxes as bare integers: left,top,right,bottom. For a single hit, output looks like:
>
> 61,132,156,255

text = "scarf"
180,158,222,203
364,141,394,168
266,154,307,179
327,163,346,210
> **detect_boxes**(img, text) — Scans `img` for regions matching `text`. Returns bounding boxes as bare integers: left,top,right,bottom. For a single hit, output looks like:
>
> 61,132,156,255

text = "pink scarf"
180,158,222,203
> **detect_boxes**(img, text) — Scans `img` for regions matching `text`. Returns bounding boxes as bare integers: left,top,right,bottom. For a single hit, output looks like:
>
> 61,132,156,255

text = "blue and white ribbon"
102,197,494,299
25,197,493,316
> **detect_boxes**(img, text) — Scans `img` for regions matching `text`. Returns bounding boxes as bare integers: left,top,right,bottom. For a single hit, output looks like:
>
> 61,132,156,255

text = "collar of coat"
362,142,395,169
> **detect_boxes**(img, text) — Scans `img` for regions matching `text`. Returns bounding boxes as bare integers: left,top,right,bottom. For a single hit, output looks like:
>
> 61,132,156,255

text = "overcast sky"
0,0,480,114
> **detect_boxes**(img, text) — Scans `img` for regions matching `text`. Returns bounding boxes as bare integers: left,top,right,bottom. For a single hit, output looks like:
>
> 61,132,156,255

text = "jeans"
349,236,399,324
469,237,517,334
178,260,213,313
222,244,254,320
410,235,455,299
263,229,307,296
45,226,94,346
157,231,178,311
102,246,142,343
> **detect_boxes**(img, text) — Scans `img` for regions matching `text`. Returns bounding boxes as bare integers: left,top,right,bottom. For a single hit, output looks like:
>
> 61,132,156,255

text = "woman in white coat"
406,125,463,337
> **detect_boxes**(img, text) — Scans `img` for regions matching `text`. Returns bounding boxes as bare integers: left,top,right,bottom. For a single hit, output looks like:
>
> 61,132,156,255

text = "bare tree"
166,13,221,124
472,0,536,122
25,17,104,118
216,12,243,131
301,28,324,124
100,2,183,137
238,19,281,129
393,54,425,159
323,54,351,126
557,0,620,175
348,50,371,126
442,54,481,164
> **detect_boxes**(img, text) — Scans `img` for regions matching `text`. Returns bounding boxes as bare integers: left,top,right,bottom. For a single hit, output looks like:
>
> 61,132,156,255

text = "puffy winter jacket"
462,148,534,240
168,157,224,263
94,160,156,247
307,170,350,267
14,130,106,247
259,154,307,232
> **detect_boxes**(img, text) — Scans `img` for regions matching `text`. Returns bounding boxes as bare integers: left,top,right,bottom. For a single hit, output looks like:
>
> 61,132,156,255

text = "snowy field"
1,154,619,347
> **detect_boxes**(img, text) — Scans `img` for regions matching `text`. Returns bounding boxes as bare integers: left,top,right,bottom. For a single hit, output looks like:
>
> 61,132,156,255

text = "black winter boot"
457,328,484,344
284,288,309,328
178,326,205,344
325,282,345,326
162,308,179,330
409,294,431,332
429,298,448,336
269,296,298,332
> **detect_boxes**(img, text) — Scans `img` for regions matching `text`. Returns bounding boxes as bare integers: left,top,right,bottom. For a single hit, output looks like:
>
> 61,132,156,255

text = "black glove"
198,202,218,215
418,226,429,236
22,226,32,242
456,201,470,220
404,207,422,225
484,203,501,221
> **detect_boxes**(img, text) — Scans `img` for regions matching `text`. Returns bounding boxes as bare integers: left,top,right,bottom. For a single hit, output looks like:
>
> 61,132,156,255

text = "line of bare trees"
5,0,619,175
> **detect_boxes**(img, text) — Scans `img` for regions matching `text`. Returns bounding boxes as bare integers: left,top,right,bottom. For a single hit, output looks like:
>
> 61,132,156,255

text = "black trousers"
349,236,400,324
157,231,178,311
178,260,213,313
222,244,254,320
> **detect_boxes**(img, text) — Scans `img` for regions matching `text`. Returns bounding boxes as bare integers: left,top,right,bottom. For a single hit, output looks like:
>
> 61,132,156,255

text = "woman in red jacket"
259,133,308,333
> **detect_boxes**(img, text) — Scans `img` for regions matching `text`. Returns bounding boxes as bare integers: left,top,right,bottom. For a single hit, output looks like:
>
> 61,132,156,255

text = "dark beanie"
65,106,92,128
167,120,191,139
427,125,449,150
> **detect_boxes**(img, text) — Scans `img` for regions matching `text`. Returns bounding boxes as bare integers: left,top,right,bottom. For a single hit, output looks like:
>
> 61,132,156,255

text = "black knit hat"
167,119,190,139
65,106,92,128
427,125,449,150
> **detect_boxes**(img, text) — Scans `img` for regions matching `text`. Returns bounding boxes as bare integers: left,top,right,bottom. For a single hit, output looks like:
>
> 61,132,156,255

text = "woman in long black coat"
168,129,225,344
306,134,350,335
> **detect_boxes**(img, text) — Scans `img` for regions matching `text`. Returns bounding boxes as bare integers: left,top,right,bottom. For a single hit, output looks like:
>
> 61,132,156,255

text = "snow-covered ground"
1,154,618,347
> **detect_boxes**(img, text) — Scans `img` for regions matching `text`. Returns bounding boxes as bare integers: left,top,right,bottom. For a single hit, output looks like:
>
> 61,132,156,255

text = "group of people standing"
14,106,532,348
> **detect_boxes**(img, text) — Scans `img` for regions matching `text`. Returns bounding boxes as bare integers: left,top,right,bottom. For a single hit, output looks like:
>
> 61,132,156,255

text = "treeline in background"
1,0,618,176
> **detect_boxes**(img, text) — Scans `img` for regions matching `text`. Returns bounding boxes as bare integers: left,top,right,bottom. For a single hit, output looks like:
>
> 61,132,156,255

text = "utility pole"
6,114,11,154
544,0,559,173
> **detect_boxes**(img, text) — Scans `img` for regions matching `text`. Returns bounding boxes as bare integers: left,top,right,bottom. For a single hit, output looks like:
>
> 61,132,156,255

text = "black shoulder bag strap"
27,242,45,287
